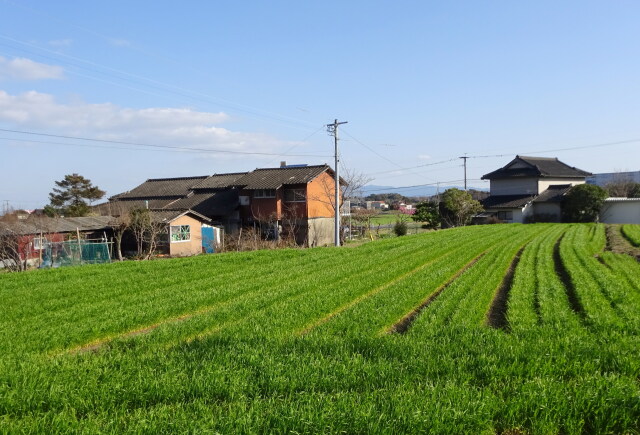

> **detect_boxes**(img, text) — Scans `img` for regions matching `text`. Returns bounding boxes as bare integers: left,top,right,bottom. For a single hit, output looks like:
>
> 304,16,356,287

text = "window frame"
284,188,306,202
33,236,48,250
170,225,191,243
497,211,513,221
254,189,276,198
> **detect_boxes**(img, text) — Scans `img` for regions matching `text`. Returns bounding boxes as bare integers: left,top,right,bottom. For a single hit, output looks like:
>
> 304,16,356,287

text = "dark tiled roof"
191,173,248,190
115,176,208,199
233,165,331,189
0,216,113,236
533,184,572,203
482,156,592,180
94,199,178,215
166,190,239,217
482,194,535,209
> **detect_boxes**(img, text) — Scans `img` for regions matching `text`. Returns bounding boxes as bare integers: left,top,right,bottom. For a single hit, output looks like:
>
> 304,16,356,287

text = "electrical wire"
0,128,332,157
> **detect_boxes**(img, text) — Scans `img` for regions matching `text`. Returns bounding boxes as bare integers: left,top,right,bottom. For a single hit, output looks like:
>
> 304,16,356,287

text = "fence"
40,239,112,268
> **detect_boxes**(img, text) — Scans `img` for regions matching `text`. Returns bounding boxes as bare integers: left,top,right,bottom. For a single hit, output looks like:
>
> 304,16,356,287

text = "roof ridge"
252,164,329,171
146,175,209,181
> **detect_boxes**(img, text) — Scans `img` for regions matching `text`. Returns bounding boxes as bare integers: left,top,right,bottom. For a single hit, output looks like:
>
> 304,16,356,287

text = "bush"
393,220,408,236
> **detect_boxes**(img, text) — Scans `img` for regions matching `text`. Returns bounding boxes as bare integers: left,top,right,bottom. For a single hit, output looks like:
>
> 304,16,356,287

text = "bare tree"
128,208,165,259
313,167,373,213
0,224,27,272
108,202,132,261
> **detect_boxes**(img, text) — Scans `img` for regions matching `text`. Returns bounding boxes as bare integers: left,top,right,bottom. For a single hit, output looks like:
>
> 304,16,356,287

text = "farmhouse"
480,156,591,223
100,163,343,247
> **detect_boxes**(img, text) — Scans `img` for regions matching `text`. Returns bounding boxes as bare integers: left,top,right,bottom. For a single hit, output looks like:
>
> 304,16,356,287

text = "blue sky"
1,0,639,208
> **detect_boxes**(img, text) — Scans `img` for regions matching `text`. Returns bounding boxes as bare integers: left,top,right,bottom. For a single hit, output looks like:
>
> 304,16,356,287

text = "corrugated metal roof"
234,165,330,189
191,172,248,190
482,156,591,180
0,216,113,236
604,197,640,202
115,176,208,199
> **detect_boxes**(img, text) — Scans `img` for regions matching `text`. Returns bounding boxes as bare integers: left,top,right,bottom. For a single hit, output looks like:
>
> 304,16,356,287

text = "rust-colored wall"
168,215,204,257
307,172,337,218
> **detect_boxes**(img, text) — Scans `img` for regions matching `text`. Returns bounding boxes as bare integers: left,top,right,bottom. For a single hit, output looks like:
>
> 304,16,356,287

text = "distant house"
480,156,591,223
233,164,344,246
100,173,245,233
99,163,344,248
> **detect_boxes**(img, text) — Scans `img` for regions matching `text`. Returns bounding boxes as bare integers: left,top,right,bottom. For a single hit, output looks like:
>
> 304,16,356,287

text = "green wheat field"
1,223,640,433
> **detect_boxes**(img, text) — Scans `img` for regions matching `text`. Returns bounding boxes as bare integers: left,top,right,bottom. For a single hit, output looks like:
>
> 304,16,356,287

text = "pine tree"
47,174,106,217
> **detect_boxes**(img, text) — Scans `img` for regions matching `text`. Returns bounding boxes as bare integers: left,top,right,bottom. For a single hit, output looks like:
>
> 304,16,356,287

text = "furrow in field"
312,226,543,338
295,251,455,337
403,226,550,335
553,234,585,318
386,252,487,334
485,245,526,329
57,238,434,355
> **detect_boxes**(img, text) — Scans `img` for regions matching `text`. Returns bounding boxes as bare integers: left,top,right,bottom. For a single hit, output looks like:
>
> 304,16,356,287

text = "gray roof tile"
234,165,331,189
482,156,592,180
115,176,208,199
191,173,248,190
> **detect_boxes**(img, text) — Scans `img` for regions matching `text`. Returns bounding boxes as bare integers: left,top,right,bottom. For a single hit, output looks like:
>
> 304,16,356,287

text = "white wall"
490,178,538,196
538,178,584,193
600,200,640,224
532,203,562,222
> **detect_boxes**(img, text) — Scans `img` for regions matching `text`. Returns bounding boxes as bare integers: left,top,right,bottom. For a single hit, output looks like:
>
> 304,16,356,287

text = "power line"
0,128,332,157
468,138,640,159
0,34,322,132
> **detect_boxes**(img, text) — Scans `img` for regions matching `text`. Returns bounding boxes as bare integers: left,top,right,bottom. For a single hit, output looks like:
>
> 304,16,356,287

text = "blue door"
202,226,215,253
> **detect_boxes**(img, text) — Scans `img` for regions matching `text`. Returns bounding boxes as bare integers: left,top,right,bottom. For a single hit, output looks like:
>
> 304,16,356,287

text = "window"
284,188,306,202
170,225,190,242
254,189,276,198
33,237,48,250
497,211,513,221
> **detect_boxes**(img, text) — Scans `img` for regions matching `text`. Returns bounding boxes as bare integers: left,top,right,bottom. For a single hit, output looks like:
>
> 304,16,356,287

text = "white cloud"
0,90,295,155
48,39,73,48
108,38,131,47
0,56,64,81
418,154,431,160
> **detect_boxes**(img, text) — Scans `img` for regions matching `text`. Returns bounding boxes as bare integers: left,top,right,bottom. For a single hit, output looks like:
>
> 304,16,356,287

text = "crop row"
621,224,640,247
559,224,640,332
23,225,516,349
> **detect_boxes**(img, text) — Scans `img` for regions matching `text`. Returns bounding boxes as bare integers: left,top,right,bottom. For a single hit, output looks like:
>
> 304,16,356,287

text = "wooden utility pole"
327,119,348,247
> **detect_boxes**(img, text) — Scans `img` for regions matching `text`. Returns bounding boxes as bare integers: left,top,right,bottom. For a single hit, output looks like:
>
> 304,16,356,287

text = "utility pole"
327,119,348,247
459,155,469,191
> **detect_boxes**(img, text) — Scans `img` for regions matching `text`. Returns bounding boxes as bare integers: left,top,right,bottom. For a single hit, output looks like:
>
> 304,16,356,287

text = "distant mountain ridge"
359,184,487,198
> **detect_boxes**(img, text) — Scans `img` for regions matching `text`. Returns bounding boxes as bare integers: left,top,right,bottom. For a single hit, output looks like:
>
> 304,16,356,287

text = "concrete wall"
168,214,204,257
307,217,334,247
600,200,640,224
490,178,538,195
